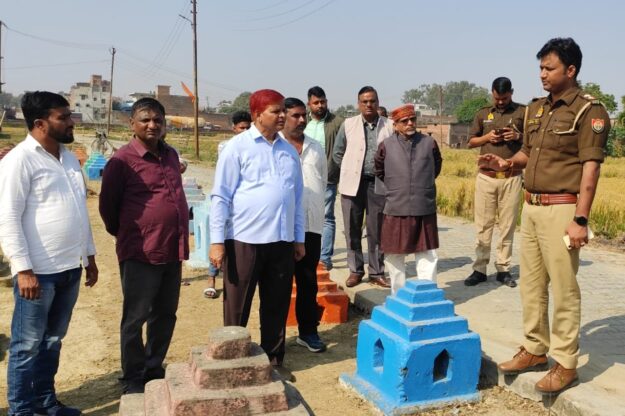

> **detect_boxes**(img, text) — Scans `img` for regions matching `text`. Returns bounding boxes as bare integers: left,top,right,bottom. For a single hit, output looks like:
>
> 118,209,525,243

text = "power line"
3,24,109,51
4,60,108,70
142,0,189,79
116,51,240,92
235,0,336,31
246,0,290,13
247,0,317,22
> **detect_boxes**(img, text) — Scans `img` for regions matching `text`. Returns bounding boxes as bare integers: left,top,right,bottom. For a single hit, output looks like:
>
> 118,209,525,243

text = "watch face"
574,216,588,226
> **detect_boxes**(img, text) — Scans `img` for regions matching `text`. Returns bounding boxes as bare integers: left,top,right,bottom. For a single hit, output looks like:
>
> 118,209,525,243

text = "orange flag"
181,81,195,103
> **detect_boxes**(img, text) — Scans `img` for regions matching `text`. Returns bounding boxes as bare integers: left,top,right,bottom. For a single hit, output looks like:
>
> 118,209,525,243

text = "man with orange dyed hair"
209,89,305,381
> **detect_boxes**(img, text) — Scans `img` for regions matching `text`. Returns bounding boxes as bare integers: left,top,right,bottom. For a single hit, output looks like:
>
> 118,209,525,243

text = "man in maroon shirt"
99,98,189,394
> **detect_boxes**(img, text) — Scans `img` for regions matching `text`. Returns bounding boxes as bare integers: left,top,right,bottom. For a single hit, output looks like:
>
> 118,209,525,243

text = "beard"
51,130,74,144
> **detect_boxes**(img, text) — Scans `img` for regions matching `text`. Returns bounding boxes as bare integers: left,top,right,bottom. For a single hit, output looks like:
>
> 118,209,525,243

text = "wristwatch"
573,216,588,226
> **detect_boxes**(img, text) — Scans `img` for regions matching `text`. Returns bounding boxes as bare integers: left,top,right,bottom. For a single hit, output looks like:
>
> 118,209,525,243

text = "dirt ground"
0,196,552,416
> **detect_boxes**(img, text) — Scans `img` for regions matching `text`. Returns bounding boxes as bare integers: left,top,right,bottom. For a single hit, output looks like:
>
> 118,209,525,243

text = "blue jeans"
320,183,338,268
208,263,219,278
7,268,81,416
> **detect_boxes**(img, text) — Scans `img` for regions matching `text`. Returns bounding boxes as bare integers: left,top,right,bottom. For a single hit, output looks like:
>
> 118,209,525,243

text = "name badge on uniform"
591,118,605,133
535,106,544,118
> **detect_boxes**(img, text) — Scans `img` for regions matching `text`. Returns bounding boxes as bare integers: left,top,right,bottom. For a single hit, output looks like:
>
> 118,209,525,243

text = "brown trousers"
520,203,580,369
222,239,294,365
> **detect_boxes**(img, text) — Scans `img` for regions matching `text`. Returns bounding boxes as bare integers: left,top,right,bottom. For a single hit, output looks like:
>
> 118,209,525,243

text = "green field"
2,124,624,240
437,148,625,240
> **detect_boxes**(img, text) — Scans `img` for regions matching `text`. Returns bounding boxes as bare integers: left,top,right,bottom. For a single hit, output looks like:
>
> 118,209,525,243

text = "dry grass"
437,148,625,240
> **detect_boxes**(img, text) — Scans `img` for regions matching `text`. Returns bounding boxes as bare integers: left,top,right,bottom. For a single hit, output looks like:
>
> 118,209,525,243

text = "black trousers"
341,178,385,277
295,232,321,336
119,260,181,383
223,239,294,365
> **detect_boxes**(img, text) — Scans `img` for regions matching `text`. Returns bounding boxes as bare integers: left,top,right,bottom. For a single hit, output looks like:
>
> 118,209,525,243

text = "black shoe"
496,272,517,288
464,271,487,286
296,334,327,353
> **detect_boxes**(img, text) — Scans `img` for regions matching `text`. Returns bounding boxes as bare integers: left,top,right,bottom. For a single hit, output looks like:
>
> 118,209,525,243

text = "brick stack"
119,326,309,415
286,264,349,326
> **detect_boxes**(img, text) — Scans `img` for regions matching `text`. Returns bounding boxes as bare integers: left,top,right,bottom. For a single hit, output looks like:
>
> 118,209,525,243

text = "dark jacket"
374,133,442,216
321,112,344,184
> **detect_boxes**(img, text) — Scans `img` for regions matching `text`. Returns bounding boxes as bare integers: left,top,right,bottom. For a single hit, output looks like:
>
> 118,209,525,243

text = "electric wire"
235,0,336,31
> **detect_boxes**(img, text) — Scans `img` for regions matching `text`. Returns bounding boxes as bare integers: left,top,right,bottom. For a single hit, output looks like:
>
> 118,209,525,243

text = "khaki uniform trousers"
473,173,522,274
520,202,580,369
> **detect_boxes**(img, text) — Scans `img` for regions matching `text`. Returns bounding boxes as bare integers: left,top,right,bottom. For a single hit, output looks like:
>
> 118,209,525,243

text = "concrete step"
190,343,273,389
161,362,290,415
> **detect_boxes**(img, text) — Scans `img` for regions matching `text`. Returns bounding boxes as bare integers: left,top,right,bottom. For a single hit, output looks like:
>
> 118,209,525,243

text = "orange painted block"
317,290,349,323
73,149,88,167
317,270,331,281
286,269,349,326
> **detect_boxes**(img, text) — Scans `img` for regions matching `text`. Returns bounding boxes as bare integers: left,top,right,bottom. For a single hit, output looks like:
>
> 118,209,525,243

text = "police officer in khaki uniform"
465,77,525,288
479,37,610,395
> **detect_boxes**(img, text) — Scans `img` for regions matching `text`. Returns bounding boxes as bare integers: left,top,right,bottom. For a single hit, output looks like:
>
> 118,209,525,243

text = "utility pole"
191,0,199,159
107,46,116,135
0,20,5,94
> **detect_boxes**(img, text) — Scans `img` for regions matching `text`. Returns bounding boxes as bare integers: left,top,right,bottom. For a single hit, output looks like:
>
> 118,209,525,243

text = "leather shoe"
464,270,487,286
345,273,363,288
498,346,548,374
535,362,578,395
496,271,517,288
368,275,391,288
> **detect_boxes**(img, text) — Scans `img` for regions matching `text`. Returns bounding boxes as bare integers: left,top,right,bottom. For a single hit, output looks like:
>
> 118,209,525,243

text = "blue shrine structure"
186,197,211,269
340,279,481,415
83,152,107,180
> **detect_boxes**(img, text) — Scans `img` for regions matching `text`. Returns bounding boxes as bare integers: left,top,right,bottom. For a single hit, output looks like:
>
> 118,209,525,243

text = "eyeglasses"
396,117,416,124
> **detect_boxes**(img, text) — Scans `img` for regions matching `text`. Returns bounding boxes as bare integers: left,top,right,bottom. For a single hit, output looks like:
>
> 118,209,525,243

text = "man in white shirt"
281,97,328,353
0,91,98,416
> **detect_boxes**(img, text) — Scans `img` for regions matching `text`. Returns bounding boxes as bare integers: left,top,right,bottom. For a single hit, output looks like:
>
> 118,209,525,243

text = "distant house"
413,103,438,117
68,75,110,123
127,86,232,131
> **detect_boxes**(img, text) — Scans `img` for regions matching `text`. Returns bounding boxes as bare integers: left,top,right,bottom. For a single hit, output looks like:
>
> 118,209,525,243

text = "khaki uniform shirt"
521,87,610,194
470,102,526,158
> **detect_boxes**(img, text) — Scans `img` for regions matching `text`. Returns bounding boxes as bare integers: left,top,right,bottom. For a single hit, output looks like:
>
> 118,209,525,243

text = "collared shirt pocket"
549,119,577,151
525,123,541,147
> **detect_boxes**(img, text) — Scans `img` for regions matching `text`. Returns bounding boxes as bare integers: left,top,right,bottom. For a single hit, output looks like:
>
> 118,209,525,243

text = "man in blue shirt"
209,89,305,381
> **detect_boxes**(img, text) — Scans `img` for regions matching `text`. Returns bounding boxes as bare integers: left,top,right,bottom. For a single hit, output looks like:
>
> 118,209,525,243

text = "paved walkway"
139,157,624,415
331,210,625,415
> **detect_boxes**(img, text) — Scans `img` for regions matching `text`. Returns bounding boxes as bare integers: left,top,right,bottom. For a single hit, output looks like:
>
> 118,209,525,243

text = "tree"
402,81,488,116
618,95,625,126
581,82,617,113
219,92,252,114
455,97,490,124
0,92,22,107
334,105,357,118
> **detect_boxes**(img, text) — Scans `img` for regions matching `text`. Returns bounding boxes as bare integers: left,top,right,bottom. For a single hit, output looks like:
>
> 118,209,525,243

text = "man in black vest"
374,104,443,294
